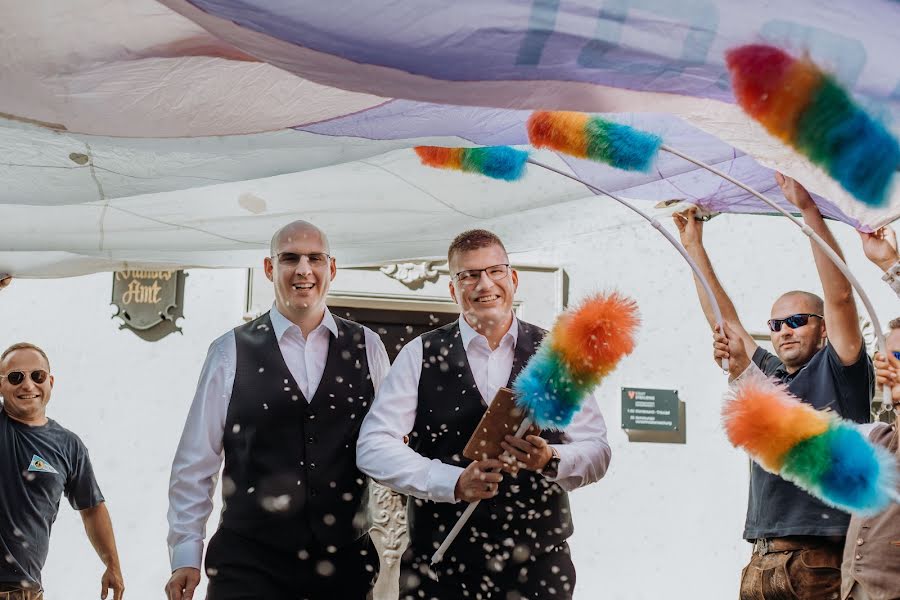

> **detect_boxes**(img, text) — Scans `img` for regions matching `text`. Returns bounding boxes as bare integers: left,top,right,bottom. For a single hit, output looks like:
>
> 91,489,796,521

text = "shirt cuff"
170,540,204,571
729,361,765,386
881,260,900,296
426,459,464,504
544,444,569,483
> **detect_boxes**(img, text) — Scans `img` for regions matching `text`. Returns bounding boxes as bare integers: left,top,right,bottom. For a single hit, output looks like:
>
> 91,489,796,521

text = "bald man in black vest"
165,221,390,600
358,229,612,599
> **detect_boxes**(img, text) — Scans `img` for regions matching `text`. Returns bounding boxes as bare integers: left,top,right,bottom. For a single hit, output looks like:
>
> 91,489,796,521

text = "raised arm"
859,226,900,298
673,208,757,359
775,173,862,365
80,503,125,600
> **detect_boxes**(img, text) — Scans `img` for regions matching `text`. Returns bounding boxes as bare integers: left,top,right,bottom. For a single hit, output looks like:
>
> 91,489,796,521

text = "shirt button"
857,538,864,546
309,463,316,470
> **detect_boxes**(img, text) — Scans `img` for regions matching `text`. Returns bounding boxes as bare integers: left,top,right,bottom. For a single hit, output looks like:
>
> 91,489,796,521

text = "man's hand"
714,322,751,380
873,352,900,405
673,207,704,249
859,227,899,273
0,276,10,291
454,459,504,502
500,435,553,475
101,565,124,600
165,567,201,600
775,172,816,212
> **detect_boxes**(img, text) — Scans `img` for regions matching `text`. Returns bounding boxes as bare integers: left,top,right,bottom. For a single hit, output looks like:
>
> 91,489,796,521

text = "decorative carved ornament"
380,262,439,289
368,482,408,600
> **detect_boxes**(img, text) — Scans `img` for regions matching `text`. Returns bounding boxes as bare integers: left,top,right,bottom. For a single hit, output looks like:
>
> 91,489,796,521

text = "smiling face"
449,243,518,334
264,222,336,319
0,348,53,424
769,292,826,370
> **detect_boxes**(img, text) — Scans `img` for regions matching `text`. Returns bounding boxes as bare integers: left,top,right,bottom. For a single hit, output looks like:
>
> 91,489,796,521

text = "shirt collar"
270,304,337,341
458,314,518,350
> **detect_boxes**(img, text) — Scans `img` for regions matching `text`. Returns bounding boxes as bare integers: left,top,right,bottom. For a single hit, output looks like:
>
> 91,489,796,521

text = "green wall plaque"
621,387,686,444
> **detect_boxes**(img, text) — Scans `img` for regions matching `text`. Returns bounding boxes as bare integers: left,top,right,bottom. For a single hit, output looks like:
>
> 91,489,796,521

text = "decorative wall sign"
622,387,686,444
111,270,187,341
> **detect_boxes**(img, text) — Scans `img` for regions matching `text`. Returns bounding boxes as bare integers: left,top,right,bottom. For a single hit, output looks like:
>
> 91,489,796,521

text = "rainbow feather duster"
527,111,662,172
414,145,529,181
514,292,640,429
726,44,899,207
723,373,897,515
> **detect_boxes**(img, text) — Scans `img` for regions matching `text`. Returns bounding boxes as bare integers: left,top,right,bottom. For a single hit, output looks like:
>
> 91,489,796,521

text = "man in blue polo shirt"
674,173,873,599
0,342,125,599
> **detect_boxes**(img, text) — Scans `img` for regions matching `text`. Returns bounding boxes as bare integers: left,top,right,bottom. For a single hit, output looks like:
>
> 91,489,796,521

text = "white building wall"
1,213,896,599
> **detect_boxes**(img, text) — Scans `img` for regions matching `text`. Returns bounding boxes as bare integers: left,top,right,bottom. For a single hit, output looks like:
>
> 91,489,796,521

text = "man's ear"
264,256,274,282
449,279,459,305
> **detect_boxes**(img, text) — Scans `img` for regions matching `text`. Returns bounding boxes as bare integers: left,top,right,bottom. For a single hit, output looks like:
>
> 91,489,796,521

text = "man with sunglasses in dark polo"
674,173,873,600
0,343,125,600
165,220,390,600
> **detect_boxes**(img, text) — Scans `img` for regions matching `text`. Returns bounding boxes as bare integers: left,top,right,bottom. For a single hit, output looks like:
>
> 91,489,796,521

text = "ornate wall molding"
369,482,408,600
379,262,439,289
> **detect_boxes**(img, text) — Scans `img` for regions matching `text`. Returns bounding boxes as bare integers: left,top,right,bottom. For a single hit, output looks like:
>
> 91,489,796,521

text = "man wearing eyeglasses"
0,343,124,600
675,173,873,600
165,221,390,600
357,229,611,599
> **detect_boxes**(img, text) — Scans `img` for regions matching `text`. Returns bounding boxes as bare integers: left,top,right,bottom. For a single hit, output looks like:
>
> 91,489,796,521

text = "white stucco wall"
1,212,895,599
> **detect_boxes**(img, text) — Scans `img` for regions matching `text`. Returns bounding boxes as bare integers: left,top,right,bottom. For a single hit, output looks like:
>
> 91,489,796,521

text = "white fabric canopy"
1,0,898,277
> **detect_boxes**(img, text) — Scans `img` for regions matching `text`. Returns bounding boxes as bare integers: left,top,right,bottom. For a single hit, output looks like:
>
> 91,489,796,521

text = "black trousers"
205,527,377,600
400,541,576,600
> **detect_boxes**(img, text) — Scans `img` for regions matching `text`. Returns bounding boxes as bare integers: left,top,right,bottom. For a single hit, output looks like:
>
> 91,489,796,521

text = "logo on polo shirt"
28,454,59,474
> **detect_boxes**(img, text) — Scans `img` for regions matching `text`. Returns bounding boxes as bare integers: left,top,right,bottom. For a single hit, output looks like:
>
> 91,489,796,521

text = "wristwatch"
541,446,561,478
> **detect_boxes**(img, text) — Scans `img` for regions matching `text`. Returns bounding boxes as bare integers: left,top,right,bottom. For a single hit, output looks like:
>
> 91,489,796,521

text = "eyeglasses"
892,351,900,361
766,313,823,333
0,370,49,385
453,264,511,287
274,252,331,267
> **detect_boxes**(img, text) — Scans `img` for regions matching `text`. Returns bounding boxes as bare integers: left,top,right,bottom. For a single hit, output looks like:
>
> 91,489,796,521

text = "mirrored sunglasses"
766,313,823,333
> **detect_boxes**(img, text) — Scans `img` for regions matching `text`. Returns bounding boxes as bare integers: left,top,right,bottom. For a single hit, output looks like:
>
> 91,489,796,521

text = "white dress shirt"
357,316,612,505
167,305,390,571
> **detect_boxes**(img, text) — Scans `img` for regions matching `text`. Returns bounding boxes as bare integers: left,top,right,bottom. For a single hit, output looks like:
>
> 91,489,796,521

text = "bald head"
270,221,331,257
772,290,824,317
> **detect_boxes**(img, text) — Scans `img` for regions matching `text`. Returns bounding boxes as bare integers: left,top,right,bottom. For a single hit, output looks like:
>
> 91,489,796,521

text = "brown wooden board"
463,387,539,461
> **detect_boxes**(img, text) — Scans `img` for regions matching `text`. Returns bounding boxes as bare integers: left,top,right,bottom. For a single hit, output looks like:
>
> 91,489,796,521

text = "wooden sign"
111,270,187,341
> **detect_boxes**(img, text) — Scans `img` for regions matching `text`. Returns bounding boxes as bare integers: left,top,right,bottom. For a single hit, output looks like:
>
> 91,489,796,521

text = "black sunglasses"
766,313,823,333
1,370,49,385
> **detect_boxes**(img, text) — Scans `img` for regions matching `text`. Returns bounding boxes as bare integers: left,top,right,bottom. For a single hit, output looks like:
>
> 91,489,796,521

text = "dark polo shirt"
0,407,104,589
744,342,873,540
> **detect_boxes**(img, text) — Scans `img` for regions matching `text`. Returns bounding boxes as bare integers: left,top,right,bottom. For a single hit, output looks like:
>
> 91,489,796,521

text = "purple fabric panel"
301,100,533,146
184,0,732,101
184,0,900,115
297,101,858,226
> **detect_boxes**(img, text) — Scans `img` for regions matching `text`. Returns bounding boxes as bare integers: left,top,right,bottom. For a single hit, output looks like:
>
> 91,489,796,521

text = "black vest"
407,320,573,559
220,311,374,551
